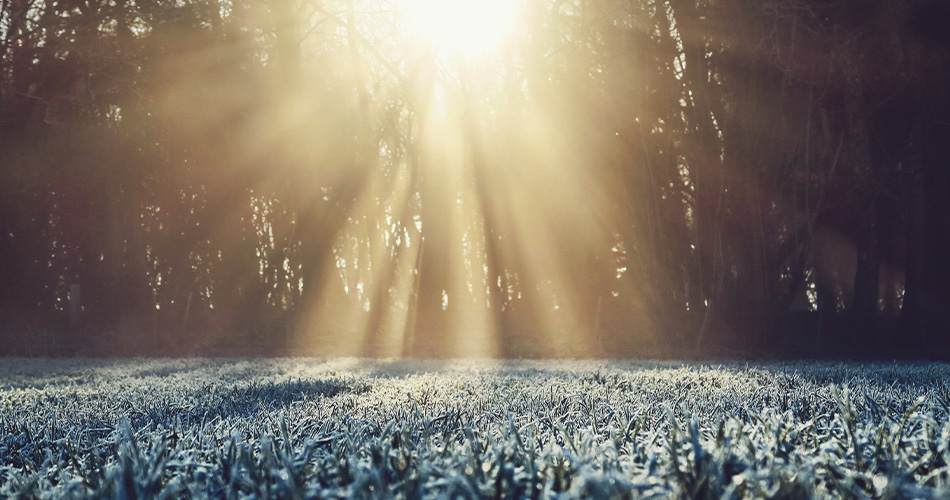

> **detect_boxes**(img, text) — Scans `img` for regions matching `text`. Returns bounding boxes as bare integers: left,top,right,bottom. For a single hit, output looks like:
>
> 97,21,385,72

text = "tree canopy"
2,0,948,358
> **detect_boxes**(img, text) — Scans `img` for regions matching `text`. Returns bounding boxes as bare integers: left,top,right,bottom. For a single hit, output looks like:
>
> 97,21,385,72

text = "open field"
1,359,949,499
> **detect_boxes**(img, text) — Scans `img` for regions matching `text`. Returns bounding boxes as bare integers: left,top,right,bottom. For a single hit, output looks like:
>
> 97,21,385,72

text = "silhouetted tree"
2,0,948,358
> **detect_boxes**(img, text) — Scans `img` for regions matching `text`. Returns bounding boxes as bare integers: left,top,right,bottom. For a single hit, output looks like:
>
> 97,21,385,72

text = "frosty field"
1,359,949,499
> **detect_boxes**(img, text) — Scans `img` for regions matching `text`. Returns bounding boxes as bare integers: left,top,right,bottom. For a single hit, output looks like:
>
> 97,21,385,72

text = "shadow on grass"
128,377,371,428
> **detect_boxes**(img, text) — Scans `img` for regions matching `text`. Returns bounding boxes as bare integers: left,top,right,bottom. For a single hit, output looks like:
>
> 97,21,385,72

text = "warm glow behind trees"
1,0,948,358
403,0,517,56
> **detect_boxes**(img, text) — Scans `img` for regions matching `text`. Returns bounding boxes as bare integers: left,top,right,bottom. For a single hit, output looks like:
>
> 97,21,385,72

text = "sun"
403,0,517,56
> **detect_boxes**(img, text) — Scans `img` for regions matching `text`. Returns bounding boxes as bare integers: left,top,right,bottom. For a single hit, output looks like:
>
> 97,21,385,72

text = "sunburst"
403,0,517,56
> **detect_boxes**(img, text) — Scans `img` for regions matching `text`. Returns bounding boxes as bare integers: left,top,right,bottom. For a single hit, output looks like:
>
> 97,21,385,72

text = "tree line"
1,0,948,357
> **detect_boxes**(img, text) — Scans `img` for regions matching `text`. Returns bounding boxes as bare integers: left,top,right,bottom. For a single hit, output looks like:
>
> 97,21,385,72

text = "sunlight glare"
404,0,516,55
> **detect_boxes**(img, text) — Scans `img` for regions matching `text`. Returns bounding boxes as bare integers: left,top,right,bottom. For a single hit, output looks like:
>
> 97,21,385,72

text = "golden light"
281,0,660,359
403,0,517,56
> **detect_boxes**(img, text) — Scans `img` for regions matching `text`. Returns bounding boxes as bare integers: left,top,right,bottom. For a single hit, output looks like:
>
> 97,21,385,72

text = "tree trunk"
842,60,880,356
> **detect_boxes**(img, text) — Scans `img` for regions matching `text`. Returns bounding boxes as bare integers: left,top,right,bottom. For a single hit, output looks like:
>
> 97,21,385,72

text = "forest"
1,0,949,358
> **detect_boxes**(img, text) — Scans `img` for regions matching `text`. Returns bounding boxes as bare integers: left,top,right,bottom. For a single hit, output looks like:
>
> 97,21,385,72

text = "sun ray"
289,150,416,356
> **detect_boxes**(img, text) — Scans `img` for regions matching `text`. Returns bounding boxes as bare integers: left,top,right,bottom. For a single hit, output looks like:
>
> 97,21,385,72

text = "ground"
1,358,949,498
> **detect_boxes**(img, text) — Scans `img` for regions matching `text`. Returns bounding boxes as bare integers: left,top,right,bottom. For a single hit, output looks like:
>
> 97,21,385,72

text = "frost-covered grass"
1,359,949,499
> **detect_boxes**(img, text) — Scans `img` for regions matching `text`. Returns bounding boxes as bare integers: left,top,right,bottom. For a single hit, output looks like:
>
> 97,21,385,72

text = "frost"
0,359,948,498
